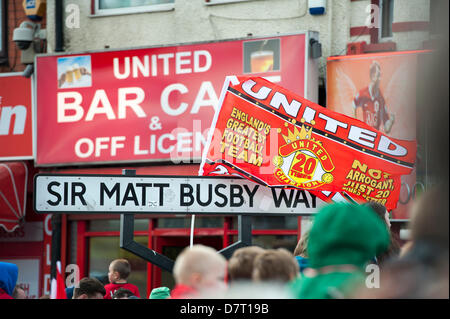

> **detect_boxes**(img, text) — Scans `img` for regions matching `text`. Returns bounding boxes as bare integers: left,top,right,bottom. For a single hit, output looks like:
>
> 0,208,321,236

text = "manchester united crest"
273,119,335,189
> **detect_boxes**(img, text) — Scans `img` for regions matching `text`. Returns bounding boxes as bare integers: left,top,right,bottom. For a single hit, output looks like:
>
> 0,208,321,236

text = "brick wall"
0,0,47,73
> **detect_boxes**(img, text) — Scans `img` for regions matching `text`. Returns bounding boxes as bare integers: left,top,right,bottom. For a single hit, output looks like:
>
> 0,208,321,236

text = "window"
158,216,223,228
380,0,394,39
232,216,298,230
0,0,7,64
94,0,175,16
88,219,149,232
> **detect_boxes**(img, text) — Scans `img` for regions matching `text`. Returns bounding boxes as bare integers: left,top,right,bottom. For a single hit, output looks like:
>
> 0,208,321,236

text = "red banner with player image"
199,76,417,211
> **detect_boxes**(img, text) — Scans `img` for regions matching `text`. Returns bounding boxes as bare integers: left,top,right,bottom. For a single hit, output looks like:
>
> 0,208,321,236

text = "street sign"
34,174,325,215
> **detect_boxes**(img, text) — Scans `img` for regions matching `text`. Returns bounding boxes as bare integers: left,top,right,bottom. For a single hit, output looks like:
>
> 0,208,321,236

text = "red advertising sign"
0,73,33,160
199,76,416,211
326,50,429,218
35,33,316,166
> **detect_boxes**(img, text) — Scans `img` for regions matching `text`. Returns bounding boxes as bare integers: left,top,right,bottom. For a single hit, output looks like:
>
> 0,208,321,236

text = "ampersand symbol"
149,116,162,131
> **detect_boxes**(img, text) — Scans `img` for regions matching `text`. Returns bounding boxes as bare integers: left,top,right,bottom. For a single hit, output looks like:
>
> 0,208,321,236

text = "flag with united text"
199,76,416,211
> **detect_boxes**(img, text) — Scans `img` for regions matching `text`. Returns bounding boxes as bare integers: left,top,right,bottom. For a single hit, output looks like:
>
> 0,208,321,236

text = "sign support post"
119,169,175,272
218,215,252,259
119,169,253,272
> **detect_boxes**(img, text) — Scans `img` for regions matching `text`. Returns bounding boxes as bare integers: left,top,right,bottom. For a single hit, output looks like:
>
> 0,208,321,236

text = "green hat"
149,287,170,299
308,202,390,269
290,202,390,299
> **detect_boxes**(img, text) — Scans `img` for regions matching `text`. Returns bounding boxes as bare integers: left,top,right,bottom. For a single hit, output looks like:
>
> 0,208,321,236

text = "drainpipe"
50,214,62,288
55,0,64,52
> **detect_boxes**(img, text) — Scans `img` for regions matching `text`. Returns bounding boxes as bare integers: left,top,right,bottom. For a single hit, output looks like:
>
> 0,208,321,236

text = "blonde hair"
293,231,309,258
173,245,226,285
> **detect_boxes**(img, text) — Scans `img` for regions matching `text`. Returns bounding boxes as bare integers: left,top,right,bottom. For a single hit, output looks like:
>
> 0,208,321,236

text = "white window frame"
93,0,175,17
205,0,254,6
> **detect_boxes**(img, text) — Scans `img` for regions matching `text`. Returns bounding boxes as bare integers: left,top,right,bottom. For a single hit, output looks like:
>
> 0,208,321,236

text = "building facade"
1,0,446,298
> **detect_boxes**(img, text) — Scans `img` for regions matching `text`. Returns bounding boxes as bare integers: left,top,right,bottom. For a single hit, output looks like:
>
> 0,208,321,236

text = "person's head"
365,201,391,228
108,259,131,284
252,248,300,283
12,285,26,299
364,201,401,265
293,231,309,258
307,203,390,269
173,244,227,294
112,288,135,299
227,246,265,282
370,61,381,87
73,277,106,299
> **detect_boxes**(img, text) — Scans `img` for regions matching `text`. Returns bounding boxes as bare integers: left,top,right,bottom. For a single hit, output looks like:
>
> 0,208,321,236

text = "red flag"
199,76,416,211
50,261,67,299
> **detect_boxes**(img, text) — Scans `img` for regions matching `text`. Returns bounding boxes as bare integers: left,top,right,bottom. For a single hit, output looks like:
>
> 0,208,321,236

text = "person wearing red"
353,61,395,134
103,259,140,299
0,262,18,299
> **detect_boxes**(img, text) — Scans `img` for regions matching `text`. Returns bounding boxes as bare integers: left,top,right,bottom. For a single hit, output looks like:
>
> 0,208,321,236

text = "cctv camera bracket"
19,24,47,64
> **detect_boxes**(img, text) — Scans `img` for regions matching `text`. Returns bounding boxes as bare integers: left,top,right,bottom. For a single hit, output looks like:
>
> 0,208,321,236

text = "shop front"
32,33,320,297
0,73,49,298
38,165,314,297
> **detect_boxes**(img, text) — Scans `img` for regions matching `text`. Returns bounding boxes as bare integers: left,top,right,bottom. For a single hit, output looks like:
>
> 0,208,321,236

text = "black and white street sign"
34,174,326,215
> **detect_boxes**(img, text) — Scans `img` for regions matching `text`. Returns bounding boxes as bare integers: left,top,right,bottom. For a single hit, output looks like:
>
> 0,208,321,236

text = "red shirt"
170,284,198,299
353,86,389,131
104,282,140,299
0,288,13,299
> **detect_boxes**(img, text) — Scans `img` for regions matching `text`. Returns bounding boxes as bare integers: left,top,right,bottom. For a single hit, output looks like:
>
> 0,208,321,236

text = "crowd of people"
0,185,448,299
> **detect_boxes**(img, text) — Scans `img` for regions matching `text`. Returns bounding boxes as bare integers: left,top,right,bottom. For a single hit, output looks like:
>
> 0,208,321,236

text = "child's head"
228,246,265,282
173,245,227,294
252,248,300,283
108,259,131,283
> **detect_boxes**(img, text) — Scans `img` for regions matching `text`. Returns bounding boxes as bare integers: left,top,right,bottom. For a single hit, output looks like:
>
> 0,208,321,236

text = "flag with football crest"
199,76,416,211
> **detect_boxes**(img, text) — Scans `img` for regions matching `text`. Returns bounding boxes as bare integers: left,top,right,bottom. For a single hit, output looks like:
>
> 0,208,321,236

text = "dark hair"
228,246,265,282
411,186,449,249
365,202,400,265
112,288,135,299
73,277,106,299
365,202,387,221
111,259,131,280
252,248,299,283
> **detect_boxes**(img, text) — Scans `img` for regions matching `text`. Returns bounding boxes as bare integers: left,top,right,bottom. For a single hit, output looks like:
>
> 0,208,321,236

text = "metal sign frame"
120,170,251,272
35,169,258,272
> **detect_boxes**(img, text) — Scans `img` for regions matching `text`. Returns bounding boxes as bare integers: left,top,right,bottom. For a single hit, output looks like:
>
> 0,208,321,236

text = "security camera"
13,21,38,50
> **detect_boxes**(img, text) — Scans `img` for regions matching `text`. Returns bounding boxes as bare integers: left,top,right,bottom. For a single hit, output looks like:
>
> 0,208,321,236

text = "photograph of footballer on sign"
326,50,430,219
